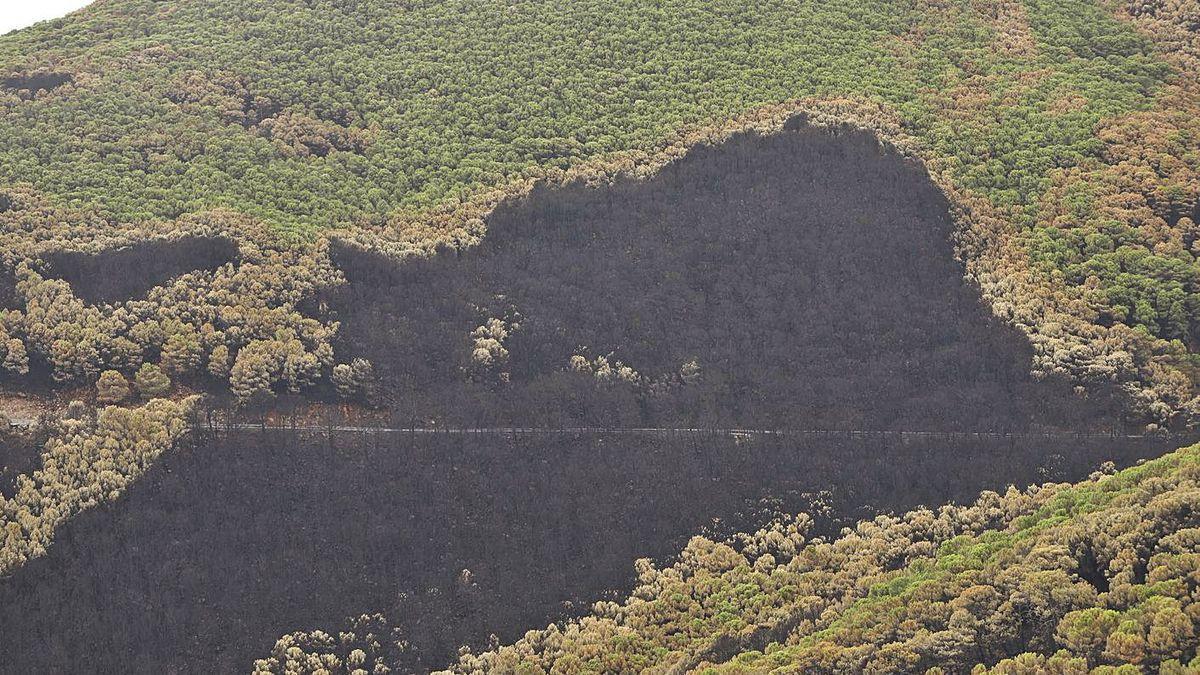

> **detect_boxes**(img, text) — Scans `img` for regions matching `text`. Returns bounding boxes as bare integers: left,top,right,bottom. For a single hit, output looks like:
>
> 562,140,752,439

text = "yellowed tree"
95,370,131,404
134,363,171,399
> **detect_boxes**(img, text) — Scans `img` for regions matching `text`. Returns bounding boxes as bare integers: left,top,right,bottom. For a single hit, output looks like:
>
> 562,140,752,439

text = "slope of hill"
0,0,1196,423
0,1,1199,672
0,0,1165,233
433,443,1200,674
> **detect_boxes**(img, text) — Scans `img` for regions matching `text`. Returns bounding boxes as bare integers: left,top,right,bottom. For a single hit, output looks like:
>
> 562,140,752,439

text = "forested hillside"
0,0,1197,424
2,1,1200,672
432,444,1200,674
1,0,1163,232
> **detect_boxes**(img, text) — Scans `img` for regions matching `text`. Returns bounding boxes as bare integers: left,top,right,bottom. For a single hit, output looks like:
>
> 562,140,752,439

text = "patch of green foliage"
0,0,1166,233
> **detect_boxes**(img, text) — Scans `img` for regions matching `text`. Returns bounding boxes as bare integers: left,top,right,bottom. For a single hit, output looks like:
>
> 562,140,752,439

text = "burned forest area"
5,0,1200,670
0,124,1170,673
325,124,1128,432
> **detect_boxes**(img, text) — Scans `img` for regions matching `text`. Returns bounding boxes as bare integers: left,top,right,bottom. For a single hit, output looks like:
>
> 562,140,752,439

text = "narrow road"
8,409,1183,442
208,422,1179,441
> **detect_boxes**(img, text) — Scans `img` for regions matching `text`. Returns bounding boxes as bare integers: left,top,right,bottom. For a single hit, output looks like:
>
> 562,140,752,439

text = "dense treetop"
0,0,1172,232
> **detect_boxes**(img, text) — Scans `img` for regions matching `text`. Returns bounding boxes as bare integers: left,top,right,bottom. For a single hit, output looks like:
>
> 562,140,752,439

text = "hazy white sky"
1,1,94,36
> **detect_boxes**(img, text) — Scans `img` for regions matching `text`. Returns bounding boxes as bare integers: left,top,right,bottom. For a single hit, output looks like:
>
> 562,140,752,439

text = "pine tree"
134,363,171,399
95,370,131,405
